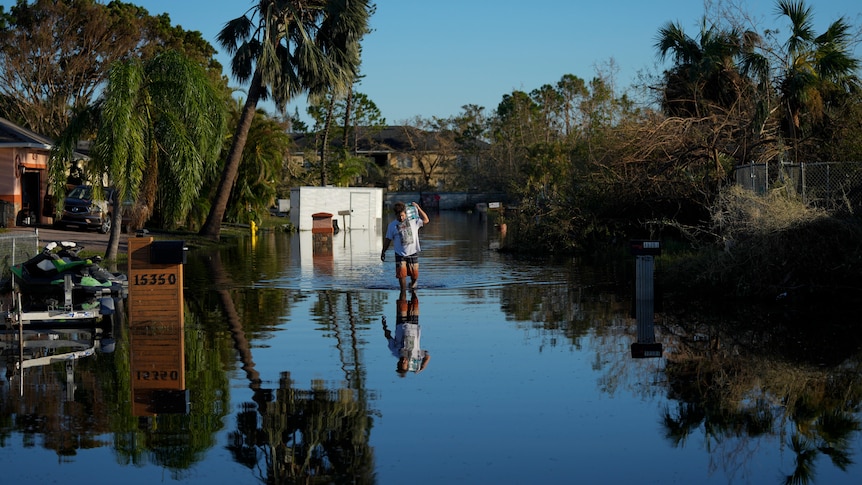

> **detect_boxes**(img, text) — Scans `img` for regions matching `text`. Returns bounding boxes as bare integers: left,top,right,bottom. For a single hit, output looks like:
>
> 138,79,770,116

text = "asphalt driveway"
6,225,128,255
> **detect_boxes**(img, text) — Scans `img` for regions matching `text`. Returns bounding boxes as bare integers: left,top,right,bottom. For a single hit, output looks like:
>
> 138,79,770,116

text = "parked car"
56,185,116,234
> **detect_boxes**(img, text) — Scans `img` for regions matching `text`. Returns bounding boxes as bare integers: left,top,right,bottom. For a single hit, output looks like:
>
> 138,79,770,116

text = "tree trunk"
130,143,160,231
104,195,123,266
318,94,336,186
199,70,263,239
342,86,353,151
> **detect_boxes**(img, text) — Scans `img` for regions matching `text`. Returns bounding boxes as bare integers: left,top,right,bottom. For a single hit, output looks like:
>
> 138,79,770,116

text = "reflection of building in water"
383,290,430,376
293,218,383,282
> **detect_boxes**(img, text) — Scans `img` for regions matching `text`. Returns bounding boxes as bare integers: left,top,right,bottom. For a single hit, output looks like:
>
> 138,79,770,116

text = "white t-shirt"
385,218,424,256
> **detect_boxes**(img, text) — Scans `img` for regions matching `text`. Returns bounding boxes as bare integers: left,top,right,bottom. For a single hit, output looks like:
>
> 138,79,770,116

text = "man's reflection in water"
382,289,430,376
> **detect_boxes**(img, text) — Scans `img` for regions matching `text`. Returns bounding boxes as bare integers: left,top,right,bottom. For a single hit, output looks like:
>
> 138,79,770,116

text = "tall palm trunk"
342,86,353,151
132,142,160,231
199,70,263,239
318,94,336,186
105,197,123,265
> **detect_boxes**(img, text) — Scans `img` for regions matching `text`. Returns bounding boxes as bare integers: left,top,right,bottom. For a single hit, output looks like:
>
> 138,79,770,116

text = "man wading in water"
381,201,429,290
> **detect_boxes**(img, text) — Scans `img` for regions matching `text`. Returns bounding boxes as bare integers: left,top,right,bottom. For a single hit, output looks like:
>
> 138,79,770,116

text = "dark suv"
56,185,115,233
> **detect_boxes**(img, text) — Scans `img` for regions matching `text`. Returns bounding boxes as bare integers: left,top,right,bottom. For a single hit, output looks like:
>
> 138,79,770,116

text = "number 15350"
134,273,177,285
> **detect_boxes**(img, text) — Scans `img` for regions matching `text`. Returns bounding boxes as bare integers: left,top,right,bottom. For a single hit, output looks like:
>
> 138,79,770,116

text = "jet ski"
9,241,127,313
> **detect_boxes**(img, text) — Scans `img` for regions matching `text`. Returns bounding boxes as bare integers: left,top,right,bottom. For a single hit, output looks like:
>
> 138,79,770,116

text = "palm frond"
218,15,254,54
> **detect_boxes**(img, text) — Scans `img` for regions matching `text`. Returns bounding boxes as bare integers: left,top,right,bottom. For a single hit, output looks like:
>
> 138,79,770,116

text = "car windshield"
67,186,93,200
66,186,114,201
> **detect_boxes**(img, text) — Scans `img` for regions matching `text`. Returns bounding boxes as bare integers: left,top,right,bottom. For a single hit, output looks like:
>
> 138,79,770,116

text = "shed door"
349,192,371,230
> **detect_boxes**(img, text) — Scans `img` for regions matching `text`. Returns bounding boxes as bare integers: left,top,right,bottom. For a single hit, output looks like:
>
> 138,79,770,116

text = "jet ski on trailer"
5,241,127,323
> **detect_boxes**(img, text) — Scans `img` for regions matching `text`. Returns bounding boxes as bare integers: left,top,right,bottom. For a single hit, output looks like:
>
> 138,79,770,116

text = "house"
0,117,90,228
291,125,464,191
0,117,54,227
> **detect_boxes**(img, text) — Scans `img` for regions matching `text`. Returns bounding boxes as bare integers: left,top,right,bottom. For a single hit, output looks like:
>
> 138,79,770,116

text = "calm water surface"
1,211,861,484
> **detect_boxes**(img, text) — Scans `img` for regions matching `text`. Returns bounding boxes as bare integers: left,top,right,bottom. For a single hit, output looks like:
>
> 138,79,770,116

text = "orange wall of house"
0,148,50,227
0,150,19,204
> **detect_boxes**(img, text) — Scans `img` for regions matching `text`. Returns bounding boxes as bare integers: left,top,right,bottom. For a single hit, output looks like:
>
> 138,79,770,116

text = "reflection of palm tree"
209,251,269,408
661,336,862,485
784,409,860,484
208,251,375,482
785,434,817,485
662,402,706,447
815,410,858,468
325,291,366,388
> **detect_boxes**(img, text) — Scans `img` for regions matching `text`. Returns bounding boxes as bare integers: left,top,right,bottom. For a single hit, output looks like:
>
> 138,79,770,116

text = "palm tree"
52,50,227,260
773,0,860,157
655,18,760,118
199,0,372,239
654,18,770,175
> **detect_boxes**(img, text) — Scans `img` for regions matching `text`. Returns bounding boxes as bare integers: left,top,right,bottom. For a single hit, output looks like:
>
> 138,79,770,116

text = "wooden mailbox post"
127,236,188,415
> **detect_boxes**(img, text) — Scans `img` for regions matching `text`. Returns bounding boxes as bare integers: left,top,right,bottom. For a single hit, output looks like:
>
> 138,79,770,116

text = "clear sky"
5,0,861,123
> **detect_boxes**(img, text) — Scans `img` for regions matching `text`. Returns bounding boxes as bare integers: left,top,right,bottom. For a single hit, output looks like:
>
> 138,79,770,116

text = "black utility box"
150,240,187,264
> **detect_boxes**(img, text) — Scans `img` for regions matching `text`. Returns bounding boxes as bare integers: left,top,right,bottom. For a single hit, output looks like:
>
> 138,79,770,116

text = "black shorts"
394,254,418,264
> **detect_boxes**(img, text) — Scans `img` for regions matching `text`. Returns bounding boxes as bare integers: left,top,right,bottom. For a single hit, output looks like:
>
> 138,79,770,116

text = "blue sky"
5,1,861,123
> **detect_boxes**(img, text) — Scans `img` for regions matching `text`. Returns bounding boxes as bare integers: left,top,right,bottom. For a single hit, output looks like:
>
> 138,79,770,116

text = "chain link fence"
0,230,40,288
734,161,862,213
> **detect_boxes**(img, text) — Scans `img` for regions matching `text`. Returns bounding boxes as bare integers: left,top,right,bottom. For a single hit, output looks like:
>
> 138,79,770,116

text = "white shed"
289,186,384,232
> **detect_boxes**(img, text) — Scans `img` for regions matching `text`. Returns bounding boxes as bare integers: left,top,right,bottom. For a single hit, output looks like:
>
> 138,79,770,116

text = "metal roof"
0,117,53,150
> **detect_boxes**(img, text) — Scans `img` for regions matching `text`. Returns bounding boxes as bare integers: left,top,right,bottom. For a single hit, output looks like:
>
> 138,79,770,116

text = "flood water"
1,210,862,484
